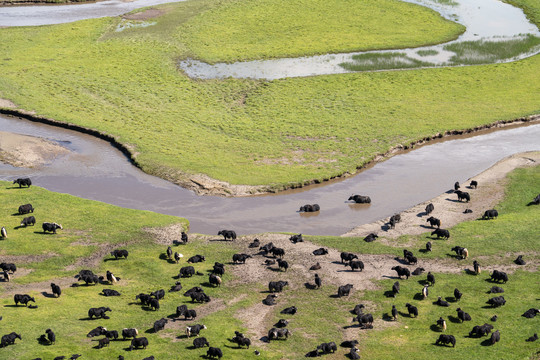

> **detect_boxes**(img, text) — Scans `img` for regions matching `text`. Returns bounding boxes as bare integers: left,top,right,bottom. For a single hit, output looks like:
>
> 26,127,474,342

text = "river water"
1,114,539,236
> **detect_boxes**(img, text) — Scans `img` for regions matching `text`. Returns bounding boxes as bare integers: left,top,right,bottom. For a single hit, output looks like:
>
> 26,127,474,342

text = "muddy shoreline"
0,0,95,6
0,106,539,197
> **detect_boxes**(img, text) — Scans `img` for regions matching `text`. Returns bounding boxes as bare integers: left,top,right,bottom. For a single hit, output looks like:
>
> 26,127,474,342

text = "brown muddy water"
1,114,539,236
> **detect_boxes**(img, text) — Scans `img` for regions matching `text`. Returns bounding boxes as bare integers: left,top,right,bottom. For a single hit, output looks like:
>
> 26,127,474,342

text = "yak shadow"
176,334,189,340
36,336,52,346
381,275,400,280
526,201,539,206
11,212,22,216
418,248,430,254
446,296,457,303
103,257,118,262
480,339,494,346
332,261,346,265
445,198,461,203
201,282,214,288
141,306,158,312
393,257,410,265
398,311,413,318
144,328,156,334
13,225,28,230
41,291,57,299
384,290,396,298
185,345,197,350
3,305,21,308
260,336,270,343
464,269,477,275
267,267,283,273
304,283,317,290
381,224,392,232
413,293,425,301
417,279,429,286
419,225,435,231
430,324,443,332
208,238,230,242
446,253,460,260
173,240,186,246
448,315,461,324
417,211,429,217
34,231,55,235
329,294,340,299
482,305,496,309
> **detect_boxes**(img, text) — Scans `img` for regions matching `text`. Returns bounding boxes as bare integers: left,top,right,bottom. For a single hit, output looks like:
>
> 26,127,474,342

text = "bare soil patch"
144,223,187,245
343,151,540,239
0,131,69,168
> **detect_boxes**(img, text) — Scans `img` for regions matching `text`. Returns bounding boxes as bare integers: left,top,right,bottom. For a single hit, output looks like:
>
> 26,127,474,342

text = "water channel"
1,114,539,236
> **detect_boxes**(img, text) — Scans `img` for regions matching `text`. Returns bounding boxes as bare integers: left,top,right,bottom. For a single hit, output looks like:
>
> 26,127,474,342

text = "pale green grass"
178,0,464,63
417,49,439,56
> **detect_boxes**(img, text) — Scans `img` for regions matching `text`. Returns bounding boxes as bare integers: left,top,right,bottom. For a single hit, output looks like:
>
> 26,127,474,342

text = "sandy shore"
0,131,69,168
343,151,540,238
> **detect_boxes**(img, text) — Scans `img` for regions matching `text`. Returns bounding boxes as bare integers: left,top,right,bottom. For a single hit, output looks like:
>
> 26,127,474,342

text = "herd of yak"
1,176,539,359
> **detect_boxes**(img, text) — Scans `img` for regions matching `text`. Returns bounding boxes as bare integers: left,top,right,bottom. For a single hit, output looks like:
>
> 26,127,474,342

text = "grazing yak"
391,305,398,320
185,324,207,338
51,283,61,297
1,332,21,347
412,267,425,276
488,286,504,294
425,203,434,215
314,274,321,288
276,319,289,328
338,284,353,297
469,180,478,188
348,260,364,272
456,308,472,322
454,190,470,202
0,226,6,239
482,209,499,220
353,313,374,329
309,262,321,271
184,287,204,297
218,230,236,241
150,289,165,300
388,214,401,229
14,294,35,306
425,242,432,252
454,182,460,191
435,297,450,307
104,330,118,340
153,318,168,332
181,231,189,243
13,178,32,188
431,228,450,239
348,195,371,204
486,296,506,308
277,258,288,272
207,347,223,359
269,281,289,293
364,233,378,242
490,330,500,345
473,260,481,274
232,331,251,348
532,194,540,205
451,246,468,259
341,252,358,263
174,252,182,263
129,337,148,351
391,266,410,279
18,203,34,215
317,341,337,354
42,222,62,234
526,333,538,342
421,285,429,299
121,328,138,340
349,347,361,360
427,272,436,286
437,317,447,330
20,216,36,227
88,307,111,319
405,303,418,317
426,216,440,228
299,204,320,212
469,323,494,337
268,327,292,340
270,247,285,258
213,263,225,276
490,270,508,283
191,292,210,303
232,253,251,264
106,270,120,284
193,337,209,348
454,288,463,301
179,266,195,278
435,334,456,347
110,249,128,260
166,246,173,260
209,274,222,287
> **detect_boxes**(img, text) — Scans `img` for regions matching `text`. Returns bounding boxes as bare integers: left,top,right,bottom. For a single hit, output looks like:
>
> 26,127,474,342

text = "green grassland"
0,0,538,191
0,165,537,359
178,0,464,63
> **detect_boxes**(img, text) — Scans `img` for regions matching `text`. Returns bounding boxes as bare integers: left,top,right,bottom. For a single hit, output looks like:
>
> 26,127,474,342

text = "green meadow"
0,0,538,190
0,162,537,359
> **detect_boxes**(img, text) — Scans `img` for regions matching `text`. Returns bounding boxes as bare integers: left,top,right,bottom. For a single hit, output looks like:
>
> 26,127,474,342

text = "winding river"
0,0,539,235
1,114,539,236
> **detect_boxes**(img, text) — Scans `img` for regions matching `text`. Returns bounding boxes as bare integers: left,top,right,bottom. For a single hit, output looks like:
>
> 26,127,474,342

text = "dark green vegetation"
0,165,538,359
0,0,538,189
445,35,540,65
340,52,432,71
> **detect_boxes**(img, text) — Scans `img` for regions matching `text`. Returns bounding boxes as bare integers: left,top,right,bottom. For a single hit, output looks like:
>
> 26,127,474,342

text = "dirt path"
343,151,540,239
